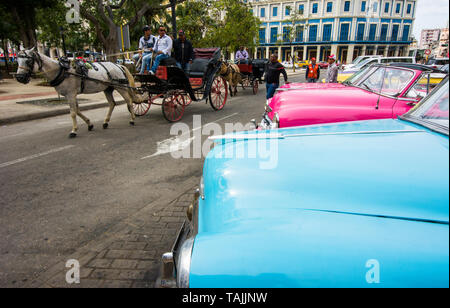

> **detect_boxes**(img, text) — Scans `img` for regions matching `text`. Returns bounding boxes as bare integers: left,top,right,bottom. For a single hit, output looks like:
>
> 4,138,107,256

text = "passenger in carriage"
173,30,194,72
134,25,156,74
149,26,173,75
235,46,249,64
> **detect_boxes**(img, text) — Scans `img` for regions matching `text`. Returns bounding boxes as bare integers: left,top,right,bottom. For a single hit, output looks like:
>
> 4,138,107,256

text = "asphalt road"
0,73,305,287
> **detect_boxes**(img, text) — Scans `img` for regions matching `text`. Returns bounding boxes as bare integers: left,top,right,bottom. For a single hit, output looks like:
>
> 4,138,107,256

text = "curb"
0,100,125,126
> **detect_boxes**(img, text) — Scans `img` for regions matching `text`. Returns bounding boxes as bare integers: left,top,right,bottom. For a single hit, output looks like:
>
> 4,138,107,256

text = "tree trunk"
2,39,10,75
105,30,119,62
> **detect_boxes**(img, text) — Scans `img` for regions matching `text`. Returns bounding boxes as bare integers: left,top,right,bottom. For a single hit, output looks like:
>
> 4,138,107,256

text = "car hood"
269,84,380,126
190,119,449,287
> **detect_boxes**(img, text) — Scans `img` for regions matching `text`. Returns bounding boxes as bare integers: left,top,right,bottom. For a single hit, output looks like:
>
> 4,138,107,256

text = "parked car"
260,63,443,129
427,58,449,70
341,55,382,70
318,61,329,69
339,56,417,82
297,60,309,68
158,78,449,288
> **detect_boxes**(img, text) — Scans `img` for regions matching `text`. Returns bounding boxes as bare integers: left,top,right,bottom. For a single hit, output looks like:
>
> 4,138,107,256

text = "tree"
0,0,57,47
78,0,189,61
275,5,305,71
176,0,217,48
209,0,260,57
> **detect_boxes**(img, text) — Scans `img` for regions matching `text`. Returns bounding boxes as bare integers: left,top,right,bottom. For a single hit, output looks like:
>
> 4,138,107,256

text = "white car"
342,55,381,70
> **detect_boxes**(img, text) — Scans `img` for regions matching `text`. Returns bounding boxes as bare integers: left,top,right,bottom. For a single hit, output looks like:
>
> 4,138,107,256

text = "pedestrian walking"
305,57,320,83
325,54,339,83
265,54,289,100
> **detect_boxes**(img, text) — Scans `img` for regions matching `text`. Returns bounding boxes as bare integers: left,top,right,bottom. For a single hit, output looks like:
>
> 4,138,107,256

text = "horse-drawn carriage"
132,48,228,122
235,59,267,95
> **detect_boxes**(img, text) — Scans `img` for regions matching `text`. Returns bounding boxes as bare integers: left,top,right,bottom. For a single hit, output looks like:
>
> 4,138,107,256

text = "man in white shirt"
133,26,156,74
150,26,173,75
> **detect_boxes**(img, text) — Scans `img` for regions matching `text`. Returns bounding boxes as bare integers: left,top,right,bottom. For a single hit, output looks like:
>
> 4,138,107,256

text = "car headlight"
176,237,194,288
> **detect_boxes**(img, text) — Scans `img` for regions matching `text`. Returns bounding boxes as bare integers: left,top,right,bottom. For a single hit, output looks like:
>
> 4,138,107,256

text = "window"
286,6,291,16
380,24,388,41
357,23,366,41
260,8,265,18
407,3,412,14
391,24,399,41
373,1,378,12
312,3,318,14
384,2,390,13
340,23,350,41
326,2,333,13
402,25,410,41
259,28,266,44
283,27,290,42
309,25,318,42
396,3,401,13
299,4,304,14
273,7,278,17
323,24,332,41
361,1,367,11
270,28,278,43
296,26,304,42
344,1,351,12
369,24,377,40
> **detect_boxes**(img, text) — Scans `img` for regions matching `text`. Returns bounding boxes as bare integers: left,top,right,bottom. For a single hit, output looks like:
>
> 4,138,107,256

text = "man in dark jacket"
265,54,289,99
173,30,194,72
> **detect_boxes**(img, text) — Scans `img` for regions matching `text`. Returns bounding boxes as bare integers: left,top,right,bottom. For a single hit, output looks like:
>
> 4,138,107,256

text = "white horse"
15,48,140,138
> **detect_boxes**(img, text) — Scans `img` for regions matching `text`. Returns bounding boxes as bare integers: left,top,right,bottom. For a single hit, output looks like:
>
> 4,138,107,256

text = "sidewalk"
23,176,199,288
0,69,304,126
0,79,125,125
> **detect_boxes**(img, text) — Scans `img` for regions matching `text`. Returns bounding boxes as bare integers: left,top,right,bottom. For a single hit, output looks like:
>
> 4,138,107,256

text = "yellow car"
296,60,309,68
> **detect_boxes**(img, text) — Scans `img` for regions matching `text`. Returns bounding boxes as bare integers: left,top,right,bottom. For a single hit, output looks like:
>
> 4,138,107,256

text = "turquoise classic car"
159,78,449,288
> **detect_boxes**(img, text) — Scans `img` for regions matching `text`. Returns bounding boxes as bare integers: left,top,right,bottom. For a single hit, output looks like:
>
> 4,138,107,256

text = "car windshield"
404,79,449,134
343,66,377,86
354,58,374,69
352,56,366,65
358,67,414,96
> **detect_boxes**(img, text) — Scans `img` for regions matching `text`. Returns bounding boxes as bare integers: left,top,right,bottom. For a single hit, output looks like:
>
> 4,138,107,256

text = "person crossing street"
305,57,320,83
265,54,289,99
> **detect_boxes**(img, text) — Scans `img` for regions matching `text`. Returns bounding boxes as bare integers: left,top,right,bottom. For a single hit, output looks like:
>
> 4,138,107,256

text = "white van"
342,55,381,70
344,56,416,72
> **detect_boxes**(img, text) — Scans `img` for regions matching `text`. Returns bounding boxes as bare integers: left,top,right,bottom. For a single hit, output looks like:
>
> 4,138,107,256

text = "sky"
413,0,449,38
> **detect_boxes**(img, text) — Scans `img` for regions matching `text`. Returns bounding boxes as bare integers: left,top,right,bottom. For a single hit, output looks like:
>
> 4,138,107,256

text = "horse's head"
16,47,43,84
219,62,228,75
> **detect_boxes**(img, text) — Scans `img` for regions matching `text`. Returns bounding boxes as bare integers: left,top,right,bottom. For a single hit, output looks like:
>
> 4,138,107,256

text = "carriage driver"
149,26,173,75
133,25,156,74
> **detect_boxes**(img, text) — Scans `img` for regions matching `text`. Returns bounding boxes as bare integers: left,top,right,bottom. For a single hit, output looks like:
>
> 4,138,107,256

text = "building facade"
437,27,449,58
419,29,441,50
248,0,416,63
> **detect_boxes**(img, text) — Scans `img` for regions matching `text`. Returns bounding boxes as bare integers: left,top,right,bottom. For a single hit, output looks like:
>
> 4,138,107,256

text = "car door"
357,67,397,120
393,72,436,117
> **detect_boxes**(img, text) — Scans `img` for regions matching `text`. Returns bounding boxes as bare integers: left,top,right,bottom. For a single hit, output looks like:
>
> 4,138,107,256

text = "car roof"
373,63,443,73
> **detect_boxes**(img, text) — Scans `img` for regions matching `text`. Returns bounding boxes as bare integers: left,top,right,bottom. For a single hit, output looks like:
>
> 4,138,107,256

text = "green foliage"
176,0,260,54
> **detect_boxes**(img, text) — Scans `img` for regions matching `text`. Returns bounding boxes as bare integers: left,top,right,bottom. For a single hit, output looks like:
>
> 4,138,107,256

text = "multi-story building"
419,29,441,50
437,27,449,57
248,0,416,63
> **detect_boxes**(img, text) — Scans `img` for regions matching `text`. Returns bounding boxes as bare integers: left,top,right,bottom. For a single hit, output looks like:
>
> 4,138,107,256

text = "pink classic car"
260,63,446,129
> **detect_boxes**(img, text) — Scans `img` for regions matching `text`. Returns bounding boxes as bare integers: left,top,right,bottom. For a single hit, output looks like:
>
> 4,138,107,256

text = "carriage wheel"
252,79,259,95
132,95,152,116
209,76,228,111
162,92,185,122
183,94,193,106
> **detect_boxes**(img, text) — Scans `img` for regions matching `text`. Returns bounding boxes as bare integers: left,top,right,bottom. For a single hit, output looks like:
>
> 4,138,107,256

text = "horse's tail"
120,65,143,103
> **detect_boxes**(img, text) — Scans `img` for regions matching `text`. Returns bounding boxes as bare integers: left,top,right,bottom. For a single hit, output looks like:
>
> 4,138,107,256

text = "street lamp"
60,26,67,57
170,0,177,38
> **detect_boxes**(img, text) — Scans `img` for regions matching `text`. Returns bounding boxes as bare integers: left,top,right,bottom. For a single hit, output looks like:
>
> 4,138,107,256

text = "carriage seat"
189,58,210,78
160,57,177,66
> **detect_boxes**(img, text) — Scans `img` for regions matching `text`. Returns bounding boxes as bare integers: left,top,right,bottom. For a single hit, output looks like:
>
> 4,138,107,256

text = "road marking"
141,113,239,160
0,145,75,169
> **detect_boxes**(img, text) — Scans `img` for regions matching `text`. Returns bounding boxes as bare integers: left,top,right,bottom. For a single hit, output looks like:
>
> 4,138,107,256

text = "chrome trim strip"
282,130,423,138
